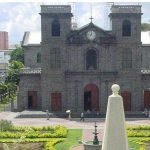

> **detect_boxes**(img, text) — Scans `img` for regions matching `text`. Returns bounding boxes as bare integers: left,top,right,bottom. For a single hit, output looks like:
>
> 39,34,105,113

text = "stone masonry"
18,4,150,114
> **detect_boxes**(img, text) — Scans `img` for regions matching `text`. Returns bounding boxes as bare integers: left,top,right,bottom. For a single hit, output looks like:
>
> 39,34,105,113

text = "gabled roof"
80,22,113,36
68,22,113,38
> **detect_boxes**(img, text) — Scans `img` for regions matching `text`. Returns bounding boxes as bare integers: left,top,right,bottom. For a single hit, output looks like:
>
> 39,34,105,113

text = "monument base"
83,141,102,150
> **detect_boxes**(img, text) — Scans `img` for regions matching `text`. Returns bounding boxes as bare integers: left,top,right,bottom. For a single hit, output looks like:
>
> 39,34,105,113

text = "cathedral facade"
18,4,150,114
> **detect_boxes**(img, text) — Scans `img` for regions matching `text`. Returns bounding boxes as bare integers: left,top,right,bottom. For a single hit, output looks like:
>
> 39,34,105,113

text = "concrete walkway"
0,111,150,150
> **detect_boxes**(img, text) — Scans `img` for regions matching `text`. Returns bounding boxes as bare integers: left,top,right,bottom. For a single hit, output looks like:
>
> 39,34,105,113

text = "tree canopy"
141,23,150,31
5,61,24,85
10,47,24,64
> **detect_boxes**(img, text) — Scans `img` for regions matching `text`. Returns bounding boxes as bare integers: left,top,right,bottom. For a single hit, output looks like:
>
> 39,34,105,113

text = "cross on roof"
89,16,94,23
89,3,93,23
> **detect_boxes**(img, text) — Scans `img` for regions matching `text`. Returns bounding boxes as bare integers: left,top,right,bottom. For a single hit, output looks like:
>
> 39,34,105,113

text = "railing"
141,69,150,74
20,68,41,74
41,5,71,13
111,5,141,13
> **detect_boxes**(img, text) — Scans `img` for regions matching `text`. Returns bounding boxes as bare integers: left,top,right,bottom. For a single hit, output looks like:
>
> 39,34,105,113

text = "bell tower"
40,5,73,42
109,5,142,44
40,5,73,111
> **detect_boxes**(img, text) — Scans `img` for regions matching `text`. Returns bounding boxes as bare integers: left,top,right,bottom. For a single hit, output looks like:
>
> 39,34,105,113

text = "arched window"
37,53,41,63
50,49,61,69
122,50,132,68
86,50,97,70
52,18,60,36
122,20,131,36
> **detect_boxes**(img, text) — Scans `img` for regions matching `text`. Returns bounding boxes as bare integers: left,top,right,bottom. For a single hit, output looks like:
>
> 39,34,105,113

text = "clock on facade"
87,30,96,40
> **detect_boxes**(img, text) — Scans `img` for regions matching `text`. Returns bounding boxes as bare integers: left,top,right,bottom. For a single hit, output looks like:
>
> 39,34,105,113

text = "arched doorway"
84,84,99,111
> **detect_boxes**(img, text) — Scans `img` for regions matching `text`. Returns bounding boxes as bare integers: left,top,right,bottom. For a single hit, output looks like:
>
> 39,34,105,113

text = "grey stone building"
18,4,150,114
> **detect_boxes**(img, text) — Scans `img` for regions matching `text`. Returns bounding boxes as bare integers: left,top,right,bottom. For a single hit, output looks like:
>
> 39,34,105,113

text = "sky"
1,2,150,45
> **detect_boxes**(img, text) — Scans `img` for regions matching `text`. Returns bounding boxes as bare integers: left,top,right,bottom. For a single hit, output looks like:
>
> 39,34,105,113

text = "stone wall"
24,45,41,68
18,74,41,111
18,4,150,113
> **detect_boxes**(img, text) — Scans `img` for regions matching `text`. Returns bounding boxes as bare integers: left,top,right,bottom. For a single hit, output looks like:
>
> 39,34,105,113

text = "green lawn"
55,129,82,150
129,137,144,149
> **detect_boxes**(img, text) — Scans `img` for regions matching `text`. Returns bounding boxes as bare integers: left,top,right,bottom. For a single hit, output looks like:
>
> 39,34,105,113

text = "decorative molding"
20,68,41,74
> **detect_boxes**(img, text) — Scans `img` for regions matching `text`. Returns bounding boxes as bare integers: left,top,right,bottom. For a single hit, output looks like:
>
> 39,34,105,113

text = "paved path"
0,111,150,150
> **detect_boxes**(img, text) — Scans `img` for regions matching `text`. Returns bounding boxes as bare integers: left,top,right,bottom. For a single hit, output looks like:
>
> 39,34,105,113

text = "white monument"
101,84,129,150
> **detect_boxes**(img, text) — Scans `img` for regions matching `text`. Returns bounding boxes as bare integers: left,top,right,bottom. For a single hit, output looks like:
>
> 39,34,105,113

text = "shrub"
45,139,64,150
0,125,68,139
0,120,14,131
127,126,150,130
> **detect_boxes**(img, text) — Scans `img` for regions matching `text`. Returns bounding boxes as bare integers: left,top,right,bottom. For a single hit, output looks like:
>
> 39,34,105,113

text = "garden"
127,125,150,150
0,119,150,150
0,120,82,150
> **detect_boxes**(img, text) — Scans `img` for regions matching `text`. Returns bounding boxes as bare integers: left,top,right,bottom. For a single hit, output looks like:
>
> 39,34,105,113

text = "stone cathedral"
18,4,150,114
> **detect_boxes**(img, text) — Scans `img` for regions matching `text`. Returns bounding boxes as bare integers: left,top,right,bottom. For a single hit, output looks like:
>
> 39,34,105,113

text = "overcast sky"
0,2,150,45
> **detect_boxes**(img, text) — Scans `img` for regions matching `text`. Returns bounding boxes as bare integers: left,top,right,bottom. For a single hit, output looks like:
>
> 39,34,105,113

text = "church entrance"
144,90,150,108
28,91,37,109
84,84,99,112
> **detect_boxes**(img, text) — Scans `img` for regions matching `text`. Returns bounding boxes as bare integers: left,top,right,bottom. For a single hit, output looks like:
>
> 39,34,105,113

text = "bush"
45,139,64,150
0,120,14,131
127,126,150,130
0,125,68,139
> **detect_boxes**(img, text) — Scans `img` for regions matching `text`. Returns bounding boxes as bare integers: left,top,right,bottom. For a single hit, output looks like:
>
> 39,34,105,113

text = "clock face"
87,30,96,40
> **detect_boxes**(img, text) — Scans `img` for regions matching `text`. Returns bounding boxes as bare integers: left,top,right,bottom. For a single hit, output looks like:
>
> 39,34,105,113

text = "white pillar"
101,84,129,150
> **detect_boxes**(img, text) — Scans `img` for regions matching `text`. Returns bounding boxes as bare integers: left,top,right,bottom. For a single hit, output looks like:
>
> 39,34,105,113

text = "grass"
55,129,82,150
128,137,145,149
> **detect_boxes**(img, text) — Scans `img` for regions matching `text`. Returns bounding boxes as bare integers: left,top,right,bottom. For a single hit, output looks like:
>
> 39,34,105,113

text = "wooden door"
121,91,131,111
51,92,62,111
144,90,150,108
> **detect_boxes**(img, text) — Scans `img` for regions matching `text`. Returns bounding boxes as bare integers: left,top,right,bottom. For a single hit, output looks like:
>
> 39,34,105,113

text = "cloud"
141,3,150,23
0,3,41,44
76,3,112,30
0,2,150,45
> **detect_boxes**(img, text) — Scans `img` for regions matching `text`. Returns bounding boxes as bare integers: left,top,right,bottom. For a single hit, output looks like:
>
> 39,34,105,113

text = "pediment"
67,22,116,45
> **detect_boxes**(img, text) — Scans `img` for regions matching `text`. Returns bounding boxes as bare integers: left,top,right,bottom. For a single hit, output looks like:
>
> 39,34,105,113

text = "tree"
0,82,8,95
5,61,24,85
141,23,150,31
10,47,24,64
